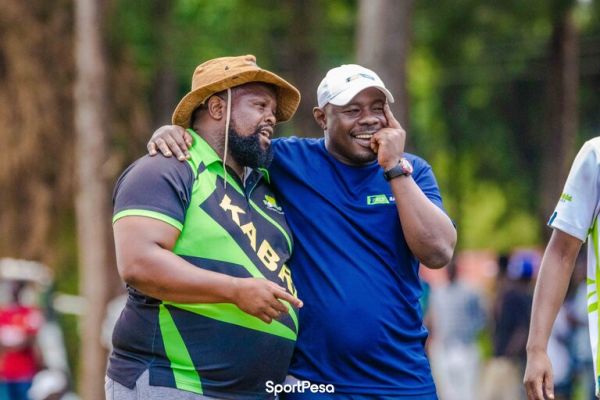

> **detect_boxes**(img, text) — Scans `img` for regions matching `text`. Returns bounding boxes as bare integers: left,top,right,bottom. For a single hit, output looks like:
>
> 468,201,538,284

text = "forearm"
527,234,580,353
391,176,456,268
116,240,238,304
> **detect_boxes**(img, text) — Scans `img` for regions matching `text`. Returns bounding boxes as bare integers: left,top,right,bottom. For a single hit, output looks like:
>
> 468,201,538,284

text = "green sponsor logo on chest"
367,194,391,205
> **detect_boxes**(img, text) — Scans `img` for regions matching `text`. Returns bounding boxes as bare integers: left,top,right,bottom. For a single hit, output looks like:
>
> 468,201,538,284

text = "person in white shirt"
524,137,600,400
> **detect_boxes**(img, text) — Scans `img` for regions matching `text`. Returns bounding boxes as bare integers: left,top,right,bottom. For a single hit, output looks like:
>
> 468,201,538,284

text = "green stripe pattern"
155,130,297,392
113,209,183,231
591,217,600,385
159,305,203,394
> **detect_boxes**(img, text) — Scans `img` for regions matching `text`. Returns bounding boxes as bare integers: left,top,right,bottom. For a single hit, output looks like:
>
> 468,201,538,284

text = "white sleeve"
549,140,600,241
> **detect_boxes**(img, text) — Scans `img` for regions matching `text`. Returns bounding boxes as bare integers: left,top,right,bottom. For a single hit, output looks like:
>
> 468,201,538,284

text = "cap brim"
328,83,394,107
172,70,301,128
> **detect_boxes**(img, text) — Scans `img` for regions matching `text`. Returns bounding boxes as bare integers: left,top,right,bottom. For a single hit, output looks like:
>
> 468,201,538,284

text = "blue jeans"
0,380,32,400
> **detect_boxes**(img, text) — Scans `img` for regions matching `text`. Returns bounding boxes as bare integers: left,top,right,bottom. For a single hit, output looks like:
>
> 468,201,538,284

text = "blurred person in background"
545,302,573,399
428,260,486,400
481,250,538,400
524,138,600,400
27,369,79,400
0,280,45,400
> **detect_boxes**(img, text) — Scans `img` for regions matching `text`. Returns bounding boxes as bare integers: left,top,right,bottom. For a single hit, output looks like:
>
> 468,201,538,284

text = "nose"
358,111,379,127
264,108,276,126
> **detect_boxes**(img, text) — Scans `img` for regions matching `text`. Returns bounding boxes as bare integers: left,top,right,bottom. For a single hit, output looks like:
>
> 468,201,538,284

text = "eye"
343,108,360,116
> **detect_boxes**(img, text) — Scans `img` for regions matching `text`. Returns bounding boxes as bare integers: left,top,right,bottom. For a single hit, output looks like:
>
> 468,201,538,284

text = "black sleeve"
112,155,194,230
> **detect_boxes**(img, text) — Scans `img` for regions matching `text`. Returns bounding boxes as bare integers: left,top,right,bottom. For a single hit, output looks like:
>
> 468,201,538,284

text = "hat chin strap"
222,87,232,189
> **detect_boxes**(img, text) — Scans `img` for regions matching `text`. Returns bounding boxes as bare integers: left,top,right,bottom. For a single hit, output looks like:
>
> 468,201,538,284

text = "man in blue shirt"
149,64,457,399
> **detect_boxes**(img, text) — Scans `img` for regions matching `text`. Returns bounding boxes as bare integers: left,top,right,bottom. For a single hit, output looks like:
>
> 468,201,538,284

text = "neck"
225,157,245,180
194,125,245,179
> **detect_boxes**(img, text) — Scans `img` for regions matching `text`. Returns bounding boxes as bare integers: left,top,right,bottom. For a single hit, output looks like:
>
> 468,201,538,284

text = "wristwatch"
383,158,413,181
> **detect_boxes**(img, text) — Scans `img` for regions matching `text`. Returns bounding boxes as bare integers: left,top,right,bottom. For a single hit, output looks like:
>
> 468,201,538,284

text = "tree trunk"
150,0,178,128
357,0,414,130
0,0,74,266
539,7,579,239
74,0,110,398
282,0,321,137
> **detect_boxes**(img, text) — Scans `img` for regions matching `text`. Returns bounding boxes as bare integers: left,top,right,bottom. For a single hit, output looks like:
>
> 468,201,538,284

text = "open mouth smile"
351,132,376,147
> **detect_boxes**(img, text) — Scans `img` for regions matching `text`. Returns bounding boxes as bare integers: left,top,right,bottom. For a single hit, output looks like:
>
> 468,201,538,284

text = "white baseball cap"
316,64,394,108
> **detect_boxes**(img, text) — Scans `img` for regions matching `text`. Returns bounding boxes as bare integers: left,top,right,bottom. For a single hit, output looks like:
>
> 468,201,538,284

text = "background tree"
0,0,74,269
74,0,111,398
357,0,415,129
281,0,322,137
540,1,580,237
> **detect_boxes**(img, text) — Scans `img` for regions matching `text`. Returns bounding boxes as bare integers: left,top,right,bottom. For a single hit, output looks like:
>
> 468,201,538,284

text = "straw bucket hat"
172,55,301,128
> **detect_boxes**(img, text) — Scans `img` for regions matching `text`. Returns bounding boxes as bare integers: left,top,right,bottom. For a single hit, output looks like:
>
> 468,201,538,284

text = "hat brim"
327,83,394,107
172,69,301,128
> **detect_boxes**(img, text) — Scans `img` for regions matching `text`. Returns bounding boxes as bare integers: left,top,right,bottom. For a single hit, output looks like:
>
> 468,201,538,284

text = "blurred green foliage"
106,0,600,251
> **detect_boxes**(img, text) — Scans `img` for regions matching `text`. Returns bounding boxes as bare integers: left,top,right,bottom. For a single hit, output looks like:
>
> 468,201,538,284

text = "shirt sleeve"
112,155,194,231
549,140,600,242
410,155,445,211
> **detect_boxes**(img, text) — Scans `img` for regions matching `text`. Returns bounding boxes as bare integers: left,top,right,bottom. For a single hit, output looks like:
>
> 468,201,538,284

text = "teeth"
354,134,372,139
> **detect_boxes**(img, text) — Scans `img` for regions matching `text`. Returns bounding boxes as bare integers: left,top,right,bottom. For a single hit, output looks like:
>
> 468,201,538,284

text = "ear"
313,107,327,131
207,96,225,120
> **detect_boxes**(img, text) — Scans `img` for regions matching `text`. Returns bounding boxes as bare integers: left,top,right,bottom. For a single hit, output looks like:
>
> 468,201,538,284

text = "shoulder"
272,137,323,152
574,138,600,166
404,153,432,172
563,138,600,187
116,155,194,189
583,136,600,151
271,137,325,169
404,152,437,182
113,155,195,206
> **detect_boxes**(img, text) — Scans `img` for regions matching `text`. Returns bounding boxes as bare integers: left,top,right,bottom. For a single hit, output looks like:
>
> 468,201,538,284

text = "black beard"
228,124,273,169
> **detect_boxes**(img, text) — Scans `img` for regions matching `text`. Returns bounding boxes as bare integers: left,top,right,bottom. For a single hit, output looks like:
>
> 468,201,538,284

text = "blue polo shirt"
270,137,442,399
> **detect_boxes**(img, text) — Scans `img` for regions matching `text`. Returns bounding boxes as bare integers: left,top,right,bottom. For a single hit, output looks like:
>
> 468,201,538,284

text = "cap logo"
346,73,375,82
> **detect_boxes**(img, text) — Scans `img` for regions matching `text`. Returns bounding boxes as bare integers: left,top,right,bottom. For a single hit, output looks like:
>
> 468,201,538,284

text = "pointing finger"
275,289,303,308
544,372,555,399
384,103,402,129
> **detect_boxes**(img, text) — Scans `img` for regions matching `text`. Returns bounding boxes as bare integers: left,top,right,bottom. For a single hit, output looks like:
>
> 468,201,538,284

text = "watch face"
400,158,413,174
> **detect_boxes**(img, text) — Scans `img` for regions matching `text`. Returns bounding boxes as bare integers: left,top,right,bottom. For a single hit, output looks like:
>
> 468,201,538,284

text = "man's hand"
232,278,303,324
524,348,555,400
370,104,406,171
147,125,193,161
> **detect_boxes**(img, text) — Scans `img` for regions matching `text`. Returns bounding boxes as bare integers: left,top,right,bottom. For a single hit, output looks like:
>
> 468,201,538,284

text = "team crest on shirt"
263,195,284,214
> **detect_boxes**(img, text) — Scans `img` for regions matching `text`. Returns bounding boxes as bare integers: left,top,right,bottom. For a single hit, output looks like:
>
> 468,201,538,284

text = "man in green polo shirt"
106,55,303,400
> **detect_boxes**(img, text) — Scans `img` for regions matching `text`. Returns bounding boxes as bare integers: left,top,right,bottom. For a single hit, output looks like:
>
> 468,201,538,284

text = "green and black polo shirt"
108,129,298,400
